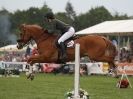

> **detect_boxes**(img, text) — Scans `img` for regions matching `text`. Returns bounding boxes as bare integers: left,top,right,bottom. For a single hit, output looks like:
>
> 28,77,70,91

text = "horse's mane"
26,24,42,30
21,24,57,40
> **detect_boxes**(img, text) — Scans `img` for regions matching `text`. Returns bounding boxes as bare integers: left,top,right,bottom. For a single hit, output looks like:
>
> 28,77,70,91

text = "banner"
86,62,103,75
117,63,133,75
102,63,109,74
1,61,27,71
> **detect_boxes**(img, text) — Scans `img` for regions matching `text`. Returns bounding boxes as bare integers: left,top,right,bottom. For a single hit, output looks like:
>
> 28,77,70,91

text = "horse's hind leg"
108,62,118,78
93,55,118,78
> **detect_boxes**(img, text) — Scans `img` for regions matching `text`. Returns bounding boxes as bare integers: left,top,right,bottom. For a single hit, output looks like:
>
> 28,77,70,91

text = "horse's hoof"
114,75,119,78
112,74,119,78
26,73,35,80
26,74,31,79
30,75,34,81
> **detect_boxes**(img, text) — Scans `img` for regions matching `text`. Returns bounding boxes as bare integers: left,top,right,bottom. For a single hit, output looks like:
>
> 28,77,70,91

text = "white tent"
76,19,133,36
0,44,17,51
76,19,133,61
0,44,26,52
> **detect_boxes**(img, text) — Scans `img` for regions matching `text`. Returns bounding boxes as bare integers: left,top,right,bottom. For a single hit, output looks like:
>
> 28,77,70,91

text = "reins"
19,25,54,48
35,29,50,44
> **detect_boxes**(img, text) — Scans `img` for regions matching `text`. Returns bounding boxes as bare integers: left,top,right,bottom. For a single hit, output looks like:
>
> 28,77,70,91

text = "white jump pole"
74,44,80,99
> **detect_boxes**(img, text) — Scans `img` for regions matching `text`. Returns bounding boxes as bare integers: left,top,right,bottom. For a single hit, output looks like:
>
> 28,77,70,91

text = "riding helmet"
45,12,55,19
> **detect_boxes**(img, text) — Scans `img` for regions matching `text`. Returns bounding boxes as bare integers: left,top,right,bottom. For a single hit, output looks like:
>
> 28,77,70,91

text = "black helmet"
45,12,54,19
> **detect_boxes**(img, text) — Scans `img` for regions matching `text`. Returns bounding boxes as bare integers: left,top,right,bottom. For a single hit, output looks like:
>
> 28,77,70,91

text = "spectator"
120,47,129,62
25,46,31,57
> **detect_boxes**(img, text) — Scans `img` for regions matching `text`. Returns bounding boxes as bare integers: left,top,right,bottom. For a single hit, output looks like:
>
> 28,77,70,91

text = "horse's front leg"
27,55,44,65
26,65,35,81
26,55,43,80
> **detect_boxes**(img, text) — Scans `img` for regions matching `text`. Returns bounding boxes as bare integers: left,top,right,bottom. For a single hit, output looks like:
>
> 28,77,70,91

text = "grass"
0,73,133,99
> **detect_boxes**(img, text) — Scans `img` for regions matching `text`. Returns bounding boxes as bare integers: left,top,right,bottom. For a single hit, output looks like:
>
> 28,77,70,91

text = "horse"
17,24,118,76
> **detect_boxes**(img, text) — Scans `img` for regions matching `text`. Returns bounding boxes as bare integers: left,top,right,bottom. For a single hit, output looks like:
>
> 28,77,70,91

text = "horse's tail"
102,37,118,58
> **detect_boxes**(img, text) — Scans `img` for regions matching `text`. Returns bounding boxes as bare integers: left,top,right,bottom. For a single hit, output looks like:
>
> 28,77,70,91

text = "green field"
0,73,133,99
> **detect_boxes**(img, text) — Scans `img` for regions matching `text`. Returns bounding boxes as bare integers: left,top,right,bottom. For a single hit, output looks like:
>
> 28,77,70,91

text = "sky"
0,0,133,16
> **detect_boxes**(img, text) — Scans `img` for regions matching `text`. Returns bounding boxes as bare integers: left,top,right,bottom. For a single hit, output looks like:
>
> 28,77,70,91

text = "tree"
74,6,113,31
39,2,52,26
74,14,89,31
113,12,129,20
65,1,76,20
11,2,52,37
55,12,70,23
1,4,130,43
65,1,77,26
87,6,113,26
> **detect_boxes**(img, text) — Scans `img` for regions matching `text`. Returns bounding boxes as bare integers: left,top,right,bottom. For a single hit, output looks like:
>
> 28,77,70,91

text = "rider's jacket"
44,19,71,35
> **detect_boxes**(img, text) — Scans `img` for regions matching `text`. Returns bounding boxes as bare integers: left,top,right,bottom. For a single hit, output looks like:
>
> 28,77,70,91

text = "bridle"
17,25,32,49
17,25,51,49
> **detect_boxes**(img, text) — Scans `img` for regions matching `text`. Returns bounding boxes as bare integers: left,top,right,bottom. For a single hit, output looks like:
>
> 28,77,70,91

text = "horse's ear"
19,24,26,31
43,28,48,34
21,24,26,28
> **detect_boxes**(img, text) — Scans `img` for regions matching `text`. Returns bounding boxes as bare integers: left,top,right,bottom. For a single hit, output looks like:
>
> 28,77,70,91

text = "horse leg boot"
26,65,35,81
108,62,119,78
59,42,67,63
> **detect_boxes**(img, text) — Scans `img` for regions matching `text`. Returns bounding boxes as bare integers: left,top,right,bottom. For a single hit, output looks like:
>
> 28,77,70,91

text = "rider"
44,11,75,62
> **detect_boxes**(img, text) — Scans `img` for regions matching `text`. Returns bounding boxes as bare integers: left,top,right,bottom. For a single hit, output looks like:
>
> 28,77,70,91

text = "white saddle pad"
67,40,75,47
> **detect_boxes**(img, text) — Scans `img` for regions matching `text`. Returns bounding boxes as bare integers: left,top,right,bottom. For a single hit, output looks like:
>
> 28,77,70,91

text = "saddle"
66,35,79,42
55,35,79,48
65,35,79,46
56,35,79,63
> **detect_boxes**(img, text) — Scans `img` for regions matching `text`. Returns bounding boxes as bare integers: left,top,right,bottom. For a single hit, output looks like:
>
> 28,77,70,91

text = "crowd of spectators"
0,45,38,62
0,51,25,62
120,42,133,63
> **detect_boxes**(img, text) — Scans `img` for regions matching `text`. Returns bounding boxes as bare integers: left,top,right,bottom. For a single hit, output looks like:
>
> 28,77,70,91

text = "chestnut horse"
17,24,117,75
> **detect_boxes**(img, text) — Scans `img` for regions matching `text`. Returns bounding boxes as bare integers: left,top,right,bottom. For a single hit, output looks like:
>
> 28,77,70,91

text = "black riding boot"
59,42,67,63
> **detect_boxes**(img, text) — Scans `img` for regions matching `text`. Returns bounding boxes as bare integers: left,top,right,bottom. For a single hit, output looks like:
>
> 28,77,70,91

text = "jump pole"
74,43,80,99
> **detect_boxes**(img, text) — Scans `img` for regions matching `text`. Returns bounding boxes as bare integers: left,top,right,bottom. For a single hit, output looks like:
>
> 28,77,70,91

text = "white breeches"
58,27,75,44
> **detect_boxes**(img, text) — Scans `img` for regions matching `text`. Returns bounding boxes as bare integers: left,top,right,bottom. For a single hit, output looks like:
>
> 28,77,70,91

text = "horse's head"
17,24,33,49
17,24,49,49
